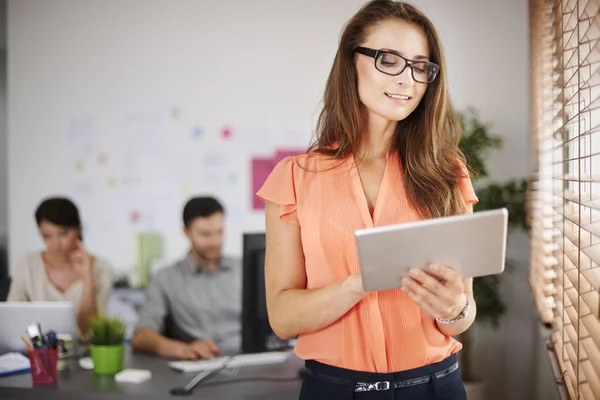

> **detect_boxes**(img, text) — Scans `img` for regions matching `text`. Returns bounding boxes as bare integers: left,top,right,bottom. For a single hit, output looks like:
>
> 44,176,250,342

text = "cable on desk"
170,357,302,395
170,356,233,396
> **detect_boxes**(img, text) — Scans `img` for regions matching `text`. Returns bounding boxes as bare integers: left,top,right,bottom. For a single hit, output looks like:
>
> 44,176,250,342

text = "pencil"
21,336,33,352
22,336,46,377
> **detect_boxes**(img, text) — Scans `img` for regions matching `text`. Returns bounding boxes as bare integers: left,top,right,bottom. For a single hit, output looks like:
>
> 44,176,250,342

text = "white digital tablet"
355,208,508,292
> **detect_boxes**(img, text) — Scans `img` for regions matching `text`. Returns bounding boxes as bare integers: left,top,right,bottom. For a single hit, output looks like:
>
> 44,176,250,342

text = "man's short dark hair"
183,196,224,228
35,197,81,228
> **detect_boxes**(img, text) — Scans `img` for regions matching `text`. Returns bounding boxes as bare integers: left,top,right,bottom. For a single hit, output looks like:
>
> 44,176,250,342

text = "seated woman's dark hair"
34,197,81,228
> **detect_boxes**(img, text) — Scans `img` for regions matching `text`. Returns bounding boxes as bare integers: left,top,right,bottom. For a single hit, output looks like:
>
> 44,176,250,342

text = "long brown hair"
309,0,467,219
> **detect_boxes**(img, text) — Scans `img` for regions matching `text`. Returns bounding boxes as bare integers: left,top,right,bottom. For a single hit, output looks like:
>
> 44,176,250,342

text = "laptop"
0,302,77,352
355,208,508,292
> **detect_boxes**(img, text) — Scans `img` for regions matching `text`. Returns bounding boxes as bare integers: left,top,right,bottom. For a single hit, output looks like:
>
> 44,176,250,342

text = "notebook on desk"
168,351,292,373
0,352,31,377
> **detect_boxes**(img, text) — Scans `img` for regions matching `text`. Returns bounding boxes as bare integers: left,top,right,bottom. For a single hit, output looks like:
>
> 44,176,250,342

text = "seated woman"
8,197,114,337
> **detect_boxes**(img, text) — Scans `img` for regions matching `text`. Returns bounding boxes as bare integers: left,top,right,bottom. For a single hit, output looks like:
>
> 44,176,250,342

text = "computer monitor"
241,233,295,353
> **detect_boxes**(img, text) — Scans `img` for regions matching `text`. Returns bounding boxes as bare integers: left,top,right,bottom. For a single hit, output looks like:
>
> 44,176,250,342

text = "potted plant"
89,314,126,375
457,109,528,398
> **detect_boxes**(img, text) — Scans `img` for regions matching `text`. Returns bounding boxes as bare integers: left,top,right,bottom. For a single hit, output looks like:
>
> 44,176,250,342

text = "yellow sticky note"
107,178,117,188
182,184,193,194
75,160,85,173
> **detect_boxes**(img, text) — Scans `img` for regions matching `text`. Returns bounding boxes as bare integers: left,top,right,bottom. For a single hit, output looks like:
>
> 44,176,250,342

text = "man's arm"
132,329,196,359
131,275,194,359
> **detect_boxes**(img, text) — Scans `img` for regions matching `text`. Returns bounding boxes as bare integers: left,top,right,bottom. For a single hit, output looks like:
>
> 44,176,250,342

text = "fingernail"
409,269,419,277
401,287,408,292
402,278,411,286
429,264,439,271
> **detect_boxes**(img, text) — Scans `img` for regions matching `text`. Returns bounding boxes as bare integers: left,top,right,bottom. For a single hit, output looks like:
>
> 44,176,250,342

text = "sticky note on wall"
130,233,163,288
251,148,305,210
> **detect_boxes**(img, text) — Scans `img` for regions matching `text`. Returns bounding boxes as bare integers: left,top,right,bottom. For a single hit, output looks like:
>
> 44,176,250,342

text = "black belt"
304,361,459,393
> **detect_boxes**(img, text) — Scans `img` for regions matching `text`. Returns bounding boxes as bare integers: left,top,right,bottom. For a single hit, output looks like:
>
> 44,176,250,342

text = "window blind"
530,0,600,398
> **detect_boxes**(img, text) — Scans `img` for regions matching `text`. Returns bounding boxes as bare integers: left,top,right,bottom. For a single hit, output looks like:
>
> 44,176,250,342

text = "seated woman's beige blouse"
7,252,115,313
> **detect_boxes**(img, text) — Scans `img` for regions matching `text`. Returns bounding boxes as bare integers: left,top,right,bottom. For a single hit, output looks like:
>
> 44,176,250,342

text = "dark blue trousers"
299,353,467,400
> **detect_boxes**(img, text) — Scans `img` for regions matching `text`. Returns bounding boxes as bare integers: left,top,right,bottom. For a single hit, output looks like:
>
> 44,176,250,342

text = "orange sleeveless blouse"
257,152,478,373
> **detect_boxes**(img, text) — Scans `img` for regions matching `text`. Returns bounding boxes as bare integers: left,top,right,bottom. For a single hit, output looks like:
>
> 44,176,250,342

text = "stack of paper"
0,352,31,377
115,368,152,383
168,351,291,373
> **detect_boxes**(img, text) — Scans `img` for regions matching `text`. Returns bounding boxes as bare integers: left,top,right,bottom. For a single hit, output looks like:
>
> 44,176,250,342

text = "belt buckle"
374,381,390,391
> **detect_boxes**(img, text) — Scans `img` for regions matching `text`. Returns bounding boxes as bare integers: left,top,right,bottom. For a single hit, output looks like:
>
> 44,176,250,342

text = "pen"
45,331,57,349
38,323,46,348
43,333,51,349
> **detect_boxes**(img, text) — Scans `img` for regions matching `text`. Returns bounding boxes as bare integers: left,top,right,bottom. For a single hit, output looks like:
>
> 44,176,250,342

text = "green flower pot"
90,344,124,375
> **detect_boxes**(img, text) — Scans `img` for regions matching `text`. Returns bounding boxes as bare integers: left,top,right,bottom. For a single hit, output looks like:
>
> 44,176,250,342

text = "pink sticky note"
251,149,305,210
252,157,279,210
130,210,141,224
221,126,233,140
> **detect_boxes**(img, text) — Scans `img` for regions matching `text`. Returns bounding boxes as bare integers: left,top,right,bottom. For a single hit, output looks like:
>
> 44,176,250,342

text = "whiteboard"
7,0,360,276
64,99,310,275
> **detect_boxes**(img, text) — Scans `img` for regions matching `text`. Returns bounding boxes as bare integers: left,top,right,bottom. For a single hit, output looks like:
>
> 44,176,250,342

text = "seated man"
132,196,241,360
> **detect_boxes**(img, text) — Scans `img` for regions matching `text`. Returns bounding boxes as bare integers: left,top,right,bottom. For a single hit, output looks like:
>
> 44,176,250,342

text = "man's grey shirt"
135,254,242,354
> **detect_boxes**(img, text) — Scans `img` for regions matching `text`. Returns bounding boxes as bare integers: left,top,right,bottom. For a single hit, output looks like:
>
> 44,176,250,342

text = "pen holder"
27,349,59,384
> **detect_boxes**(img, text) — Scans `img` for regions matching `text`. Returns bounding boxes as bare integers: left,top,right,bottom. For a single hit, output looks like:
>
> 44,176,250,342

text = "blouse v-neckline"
348,153,392,229
39,253,83,296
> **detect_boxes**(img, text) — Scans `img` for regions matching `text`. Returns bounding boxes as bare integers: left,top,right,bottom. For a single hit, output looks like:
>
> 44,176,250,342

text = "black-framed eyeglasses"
354,46,440,84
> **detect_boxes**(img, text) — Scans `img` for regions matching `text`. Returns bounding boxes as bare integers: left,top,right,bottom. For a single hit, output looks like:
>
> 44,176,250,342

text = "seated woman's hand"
400,264,467,321
70,240,93,281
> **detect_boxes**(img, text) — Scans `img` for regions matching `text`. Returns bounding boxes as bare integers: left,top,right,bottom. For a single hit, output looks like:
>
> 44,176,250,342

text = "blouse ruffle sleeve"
256,156,300,226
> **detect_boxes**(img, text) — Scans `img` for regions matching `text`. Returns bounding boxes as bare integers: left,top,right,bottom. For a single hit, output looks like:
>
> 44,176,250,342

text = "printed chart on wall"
66,98,310,279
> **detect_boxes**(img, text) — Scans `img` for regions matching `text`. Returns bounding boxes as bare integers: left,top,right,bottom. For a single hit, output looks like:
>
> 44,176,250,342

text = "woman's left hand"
401,263,467,321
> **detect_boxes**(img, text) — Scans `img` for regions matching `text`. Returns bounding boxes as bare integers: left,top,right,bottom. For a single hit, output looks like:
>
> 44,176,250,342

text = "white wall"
8,0,529,273
413,0,530,182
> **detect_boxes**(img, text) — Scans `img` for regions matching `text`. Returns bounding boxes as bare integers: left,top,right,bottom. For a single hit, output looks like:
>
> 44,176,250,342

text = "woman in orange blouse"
257,1,477,398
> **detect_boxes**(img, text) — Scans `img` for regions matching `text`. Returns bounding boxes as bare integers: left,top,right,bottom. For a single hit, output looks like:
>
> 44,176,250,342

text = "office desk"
0,349,303,399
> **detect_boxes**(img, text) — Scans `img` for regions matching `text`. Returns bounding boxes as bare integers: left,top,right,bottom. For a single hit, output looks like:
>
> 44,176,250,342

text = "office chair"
163,314,196,343
0,276,11,302
0,243,7,286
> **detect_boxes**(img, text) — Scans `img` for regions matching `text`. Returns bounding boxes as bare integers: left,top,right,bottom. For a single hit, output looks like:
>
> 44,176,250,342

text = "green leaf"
456,109,528,329
458,108,503,180
89,314,126,346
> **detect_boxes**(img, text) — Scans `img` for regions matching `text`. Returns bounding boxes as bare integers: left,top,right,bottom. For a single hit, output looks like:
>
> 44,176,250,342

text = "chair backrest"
163,314,195,343
0,243,7,283
0,276,11,302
